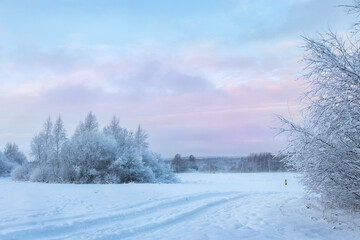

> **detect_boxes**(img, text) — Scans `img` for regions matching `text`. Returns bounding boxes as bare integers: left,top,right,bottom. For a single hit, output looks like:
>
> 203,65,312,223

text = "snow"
0,173,359,240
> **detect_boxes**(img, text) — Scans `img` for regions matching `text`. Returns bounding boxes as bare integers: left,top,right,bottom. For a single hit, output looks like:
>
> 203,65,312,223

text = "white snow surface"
0,173,359,240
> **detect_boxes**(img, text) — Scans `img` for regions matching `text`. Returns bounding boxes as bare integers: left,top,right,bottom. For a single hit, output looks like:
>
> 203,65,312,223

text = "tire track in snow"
0,192,195,232
0,191,242,240
93,193,247,240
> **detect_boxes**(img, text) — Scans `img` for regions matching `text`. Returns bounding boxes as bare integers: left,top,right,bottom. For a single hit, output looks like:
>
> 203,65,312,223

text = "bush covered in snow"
0,152,12,177
0,143,27,177
12,112,176,184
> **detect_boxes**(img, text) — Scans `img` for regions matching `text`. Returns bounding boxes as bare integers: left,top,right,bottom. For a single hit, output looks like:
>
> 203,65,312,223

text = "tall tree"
171,154,184,173
75,112,99,135
103,116,129,157
31,117,54,168
135,125,149,154
4,143,26,165
279,1,360,208
104,116,121,137
53,115,67,178
43,116,54,165
30,133,45,165
83,112,99,132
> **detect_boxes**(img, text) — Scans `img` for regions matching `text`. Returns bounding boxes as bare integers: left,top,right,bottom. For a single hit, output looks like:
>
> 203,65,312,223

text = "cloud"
0,69,302,157
236,0,354,41
108,60,216,94
0,36,304,157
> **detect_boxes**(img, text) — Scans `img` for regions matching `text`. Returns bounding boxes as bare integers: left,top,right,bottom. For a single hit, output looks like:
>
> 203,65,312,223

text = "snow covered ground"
0,173,359,240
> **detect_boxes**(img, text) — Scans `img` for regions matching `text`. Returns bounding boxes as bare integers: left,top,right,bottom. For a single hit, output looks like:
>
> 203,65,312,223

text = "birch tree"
52,115,66,180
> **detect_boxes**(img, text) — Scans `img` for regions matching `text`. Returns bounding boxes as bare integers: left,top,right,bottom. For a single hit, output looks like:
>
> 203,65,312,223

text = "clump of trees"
278,1,360,209
12,112,176,183
0,143,27,177
171,154,198,173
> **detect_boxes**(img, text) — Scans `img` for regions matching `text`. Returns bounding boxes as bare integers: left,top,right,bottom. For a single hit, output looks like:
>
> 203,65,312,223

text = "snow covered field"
0,173,359,240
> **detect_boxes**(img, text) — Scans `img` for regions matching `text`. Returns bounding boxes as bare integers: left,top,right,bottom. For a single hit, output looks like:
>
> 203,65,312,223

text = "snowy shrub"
143,152,176,183
4,143,26,166
0,144,27,177
0,152,12,177
11,162,33,181
103,173,120,184
29,166,53,182
112,155,151,183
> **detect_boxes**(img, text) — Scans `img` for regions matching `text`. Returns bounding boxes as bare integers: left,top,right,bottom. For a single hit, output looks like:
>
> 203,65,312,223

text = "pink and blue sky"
0,0,355,157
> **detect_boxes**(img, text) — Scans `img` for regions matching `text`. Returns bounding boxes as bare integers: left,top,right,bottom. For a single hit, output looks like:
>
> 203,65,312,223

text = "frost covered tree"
70,131,117,183
42,117,54,166
30,117,54,168
52,116,66,179
135,125,149,154
103,118,174,183
188,155,198,171
0,152,12,176
171,154,183,172
279,1,360,208
66,113,117,183
103,116,130,158
103,116,122,138
4,143,26,165
75,111,98,135
30,134,45,166
0,143,28,178
28,117,55,181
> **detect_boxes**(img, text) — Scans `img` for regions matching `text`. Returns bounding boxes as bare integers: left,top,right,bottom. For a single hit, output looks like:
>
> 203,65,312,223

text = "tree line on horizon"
170,153,287,173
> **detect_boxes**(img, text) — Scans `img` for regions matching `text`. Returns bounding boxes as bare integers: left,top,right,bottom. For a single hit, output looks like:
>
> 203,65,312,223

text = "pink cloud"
0,42,304,157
